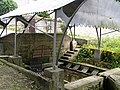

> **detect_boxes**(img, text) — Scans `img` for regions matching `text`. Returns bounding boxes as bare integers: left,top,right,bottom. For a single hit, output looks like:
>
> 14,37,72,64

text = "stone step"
58,59,69,64
58,62,64,65
64,53,72,57
73,65,80,70
75,48,81,51
42,63,52,69
81,67,89,73
74,49,79,52
91,69,99,75
67,51,74,54
66,63,72,68
61,56,70,60
76,45,81,48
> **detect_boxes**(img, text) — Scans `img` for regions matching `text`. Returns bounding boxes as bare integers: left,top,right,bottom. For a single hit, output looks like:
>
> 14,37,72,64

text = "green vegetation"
60,22,66,32
37,11,50,18
75,36,120,69
116,0,120,2
0,0,18,15
75,47,120,69
83,36,120,53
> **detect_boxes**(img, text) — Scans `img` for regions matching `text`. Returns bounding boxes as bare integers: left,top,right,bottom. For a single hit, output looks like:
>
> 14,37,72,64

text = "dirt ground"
0,61,38,90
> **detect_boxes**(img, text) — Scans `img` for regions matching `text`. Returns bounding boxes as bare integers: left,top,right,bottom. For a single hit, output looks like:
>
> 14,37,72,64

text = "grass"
82,36,120,53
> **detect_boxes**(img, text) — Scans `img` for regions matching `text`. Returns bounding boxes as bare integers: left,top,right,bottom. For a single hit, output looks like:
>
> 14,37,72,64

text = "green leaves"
76,47,120,69
0,0,17,16
37,11,50,18
116,0,120,2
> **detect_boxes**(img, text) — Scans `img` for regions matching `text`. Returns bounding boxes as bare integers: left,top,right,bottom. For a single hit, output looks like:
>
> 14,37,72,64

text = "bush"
76,47,120,69
76,48,94,61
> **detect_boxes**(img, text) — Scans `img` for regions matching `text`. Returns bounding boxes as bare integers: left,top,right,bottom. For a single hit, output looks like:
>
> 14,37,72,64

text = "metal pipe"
57,0,88,63
69,26,73,40
95,27,101,50
74,24,75,39
6,19,7,35
102,29,120,35
99,27,102,49
53,10,57,70
0,17,14,36
14,17,17,56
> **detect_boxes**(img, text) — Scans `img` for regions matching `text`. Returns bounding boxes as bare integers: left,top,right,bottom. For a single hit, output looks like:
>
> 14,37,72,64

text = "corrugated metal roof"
0,0,75,19
58,0,120,29
71,0,120,28
1,0,120,29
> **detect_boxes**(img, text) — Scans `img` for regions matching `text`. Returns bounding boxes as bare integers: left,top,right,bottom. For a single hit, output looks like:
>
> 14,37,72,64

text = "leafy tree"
37,11,50,18
116,0,120,1
0,0,17,16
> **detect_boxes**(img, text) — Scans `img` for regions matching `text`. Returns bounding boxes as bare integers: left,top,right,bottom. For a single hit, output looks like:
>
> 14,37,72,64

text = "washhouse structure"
1,0,120,64
0,0,120,90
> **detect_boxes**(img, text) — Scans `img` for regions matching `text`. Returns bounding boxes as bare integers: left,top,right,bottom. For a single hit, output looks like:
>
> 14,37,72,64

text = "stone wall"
99,68,120,90
0,58,53,90
0,33,71,64
65,68,120,90
65,75,104,90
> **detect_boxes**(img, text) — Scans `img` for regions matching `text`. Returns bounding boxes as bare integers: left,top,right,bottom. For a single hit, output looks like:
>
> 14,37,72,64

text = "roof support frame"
73,24,75,39
14,17,17,56
0,17,14,36
69,26,74,40
16,14,36,33
0,20,6,27
95,26,101,50
102,29,120,35
57,0,88,64
17,16,53,38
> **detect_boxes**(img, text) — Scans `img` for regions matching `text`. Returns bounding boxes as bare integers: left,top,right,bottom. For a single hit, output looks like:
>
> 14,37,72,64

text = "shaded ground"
0,61,38,90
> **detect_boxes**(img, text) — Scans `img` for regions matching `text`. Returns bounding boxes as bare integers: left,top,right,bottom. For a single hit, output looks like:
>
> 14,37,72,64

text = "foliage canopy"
0,0,17,16
37,11,50,18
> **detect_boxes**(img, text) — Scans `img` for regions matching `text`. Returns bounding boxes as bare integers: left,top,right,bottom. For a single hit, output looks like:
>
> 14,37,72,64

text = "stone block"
94,49,101,61
44,67,64,90
66,63,72,68
75,38,87,45
73,65,80,70
91,69,99,75
0,43,4,54
0,55,9,61
99,68,120,77
81,67,89,73
107,75,120,90
70,40,77,51
99,68,120,90
65,75,104,90
8,56,23,67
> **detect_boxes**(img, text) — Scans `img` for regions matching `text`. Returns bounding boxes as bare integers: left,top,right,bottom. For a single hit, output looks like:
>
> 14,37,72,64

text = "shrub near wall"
76,47,120,69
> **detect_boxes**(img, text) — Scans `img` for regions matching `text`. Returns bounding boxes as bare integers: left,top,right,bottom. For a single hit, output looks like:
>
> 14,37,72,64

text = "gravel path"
0,61,38,90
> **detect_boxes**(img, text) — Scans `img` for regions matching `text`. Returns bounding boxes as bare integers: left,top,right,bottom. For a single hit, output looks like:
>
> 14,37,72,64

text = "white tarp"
58,0,120,29
0,0,75,19
1,0,120,29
